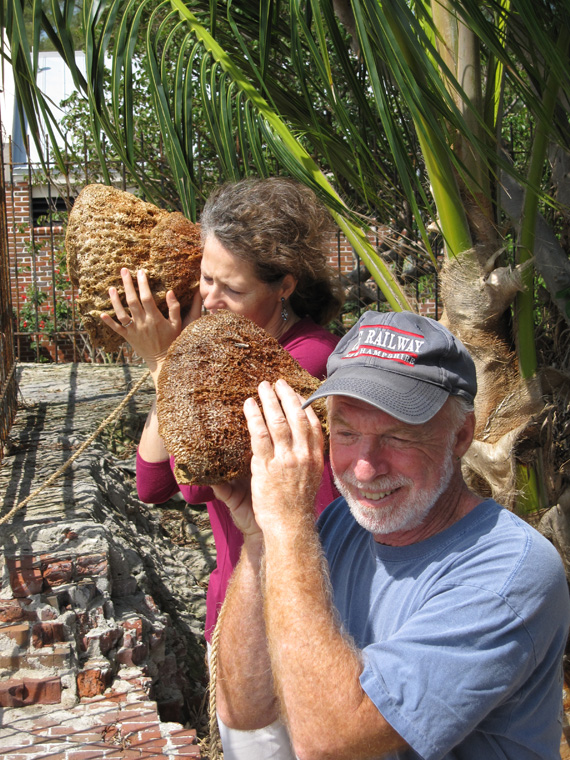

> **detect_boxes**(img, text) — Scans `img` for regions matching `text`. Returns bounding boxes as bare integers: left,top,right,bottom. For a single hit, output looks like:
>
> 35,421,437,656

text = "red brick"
0,622,30,647
136,739,169,754
167,730,198,743
119,719,159,735
76,554,109,578
0,676,61,707
0,653,23,670
77,665,113,698
36,644,73,668
143,594,160,614
47,724,77,737
76,611,90,635
117,647,134,666
64,731,105,743
41,558,73,586
132,728,163,742
97,627,123,654
171,748,201,757
123,617,144,639
0,599,30,624
7,556,44,596
3,751,64,760
115,707,158,723
31,621,65,648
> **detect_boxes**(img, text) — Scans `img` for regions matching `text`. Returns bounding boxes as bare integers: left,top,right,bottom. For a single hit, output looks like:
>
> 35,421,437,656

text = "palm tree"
4,0,570,523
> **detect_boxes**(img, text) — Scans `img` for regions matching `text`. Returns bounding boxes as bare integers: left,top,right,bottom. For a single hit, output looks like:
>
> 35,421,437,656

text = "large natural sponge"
66,184,202,351
156,311,328,485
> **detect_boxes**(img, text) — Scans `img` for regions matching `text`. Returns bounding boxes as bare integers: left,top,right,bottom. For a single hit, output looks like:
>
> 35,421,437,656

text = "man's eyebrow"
329,409,415,437
329,410,351,426
329,411,367,431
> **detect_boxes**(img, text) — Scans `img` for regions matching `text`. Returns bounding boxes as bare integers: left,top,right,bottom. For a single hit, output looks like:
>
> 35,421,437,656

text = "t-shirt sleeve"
136,449,180,504
359,581,563,760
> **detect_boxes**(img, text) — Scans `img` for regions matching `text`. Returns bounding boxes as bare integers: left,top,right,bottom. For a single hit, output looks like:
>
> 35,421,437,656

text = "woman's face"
200,234,295,338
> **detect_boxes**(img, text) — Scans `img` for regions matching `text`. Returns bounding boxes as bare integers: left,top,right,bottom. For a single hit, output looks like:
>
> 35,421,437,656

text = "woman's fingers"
100,268,184,371
185,288,203,326
165,290,182,328
100,308,128,334
212,478,260,538
119,267,144,316
104,268,182,329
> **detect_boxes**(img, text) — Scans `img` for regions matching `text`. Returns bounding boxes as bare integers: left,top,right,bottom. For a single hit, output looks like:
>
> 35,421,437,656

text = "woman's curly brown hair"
200,177,345,325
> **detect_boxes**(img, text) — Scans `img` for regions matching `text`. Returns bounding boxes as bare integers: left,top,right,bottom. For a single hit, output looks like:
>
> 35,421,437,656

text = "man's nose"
353,441,389,482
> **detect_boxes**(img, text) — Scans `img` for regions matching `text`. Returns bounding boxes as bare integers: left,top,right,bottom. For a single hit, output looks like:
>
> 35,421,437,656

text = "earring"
281,297,289,322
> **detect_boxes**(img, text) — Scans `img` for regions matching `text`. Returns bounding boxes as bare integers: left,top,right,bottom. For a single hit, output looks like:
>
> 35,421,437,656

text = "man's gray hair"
445,394,475,432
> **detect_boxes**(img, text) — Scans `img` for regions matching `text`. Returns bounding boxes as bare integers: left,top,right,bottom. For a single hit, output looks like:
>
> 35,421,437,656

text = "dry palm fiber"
66,184,202,352
157,311,328,485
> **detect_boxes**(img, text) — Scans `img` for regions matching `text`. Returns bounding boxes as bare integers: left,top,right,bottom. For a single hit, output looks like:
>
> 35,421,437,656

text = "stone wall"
0,364,215,751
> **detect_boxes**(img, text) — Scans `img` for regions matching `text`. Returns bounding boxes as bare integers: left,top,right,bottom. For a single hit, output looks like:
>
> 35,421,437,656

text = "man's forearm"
216,535,280,730
263,517,406,760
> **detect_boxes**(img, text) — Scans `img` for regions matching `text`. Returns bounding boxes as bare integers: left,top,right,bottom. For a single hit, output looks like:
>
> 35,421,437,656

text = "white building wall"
1,50,87,166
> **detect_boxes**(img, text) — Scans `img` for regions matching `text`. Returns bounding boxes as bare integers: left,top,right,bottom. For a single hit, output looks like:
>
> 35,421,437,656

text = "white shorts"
217,712,296,760
206,642,296,760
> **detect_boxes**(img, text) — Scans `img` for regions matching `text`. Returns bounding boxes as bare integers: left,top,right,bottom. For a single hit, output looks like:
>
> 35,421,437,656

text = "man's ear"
454,412,475,458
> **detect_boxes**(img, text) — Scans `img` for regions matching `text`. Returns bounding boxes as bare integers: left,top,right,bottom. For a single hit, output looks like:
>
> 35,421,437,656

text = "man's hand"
243,379,324,536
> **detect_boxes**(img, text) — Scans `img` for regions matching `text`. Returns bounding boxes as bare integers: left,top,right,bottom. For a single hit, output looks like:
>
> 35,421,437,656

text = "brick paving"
0,673,201,759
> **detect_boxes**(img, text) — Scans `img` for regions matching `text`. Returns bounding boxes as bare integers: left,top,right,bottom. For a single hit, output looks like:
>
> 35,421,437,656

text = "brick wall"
7,179,80,362
5,181,440,364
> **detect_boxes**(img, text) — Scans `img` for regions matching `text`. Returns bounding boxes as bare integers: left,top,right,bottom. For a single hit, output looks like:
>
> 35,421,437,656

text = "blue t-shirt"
318,498,570,760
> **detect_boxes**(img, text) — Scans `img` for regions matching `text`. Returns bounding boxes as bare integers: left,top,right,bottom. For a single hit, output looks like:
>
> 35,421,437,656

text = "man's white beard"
332,444,455,537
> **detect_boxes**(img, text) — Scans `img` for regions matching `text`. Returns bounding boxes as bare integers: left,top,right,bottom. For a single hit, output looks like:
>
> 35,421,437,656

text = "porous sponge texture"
66,184,202,351
157,311,327,485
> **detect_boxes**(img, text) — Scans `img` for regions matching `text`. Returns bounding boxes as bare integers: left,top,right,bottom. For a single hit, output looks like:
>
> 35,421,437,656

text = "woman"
101,177,343,757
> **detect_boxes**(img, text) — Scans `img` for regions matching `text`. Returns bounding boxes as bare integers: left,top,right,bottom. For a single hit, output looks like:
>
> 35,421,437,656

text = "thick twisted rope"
0,369,151,526
208,595,227,759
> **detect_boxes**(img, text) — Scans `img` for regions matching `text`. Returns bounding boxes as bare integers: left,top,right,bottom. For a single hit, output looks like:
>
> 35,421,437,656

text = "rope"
208,596,227,760
0,369,151,526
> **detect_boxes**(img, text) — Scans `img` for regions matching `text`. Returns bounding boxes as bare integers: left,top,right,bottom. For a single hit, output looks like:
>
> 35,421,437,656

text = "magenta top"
136,317,340,640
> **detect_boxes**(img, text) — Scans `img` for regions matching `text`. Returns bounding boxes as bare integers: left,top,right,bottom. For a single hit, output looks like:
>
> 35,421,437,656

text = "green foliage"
5,0,570,312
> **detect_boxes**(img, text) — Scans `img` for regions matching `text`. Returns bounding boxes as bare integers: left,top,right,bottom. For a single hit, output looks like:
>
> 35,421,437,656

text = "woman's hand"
213,478,262,540
100,268,202,379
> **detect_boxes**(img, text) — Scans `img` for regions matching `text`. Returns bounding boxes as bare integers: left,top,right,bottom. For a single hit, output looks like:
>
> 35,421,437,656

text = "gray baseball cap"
303,310,477,424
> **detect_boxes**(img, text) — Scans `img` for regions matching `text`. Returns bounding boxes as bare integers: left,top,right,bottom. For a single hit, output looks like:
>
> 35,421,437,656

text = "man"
213,310,570,760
